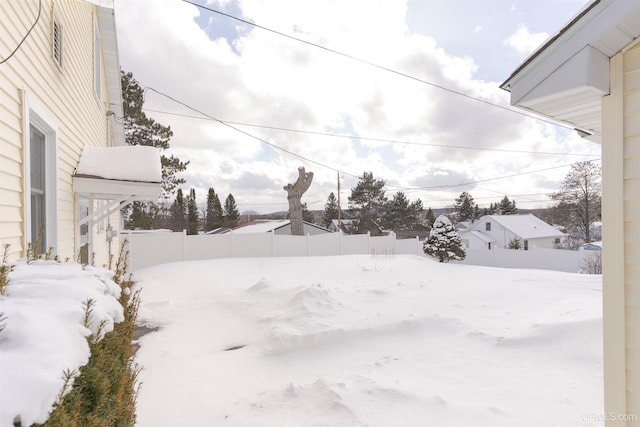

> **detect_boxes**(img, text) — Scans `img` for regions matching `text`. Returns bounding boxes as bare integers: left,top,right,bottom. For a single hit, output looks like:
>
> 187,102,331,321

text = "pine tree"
322,192,339,228
205,188,224,232
423,215,466,263
348,171,387,235
121,71,189,197
223,194,240,228
120,70,189,229
498,195,518,215
383,191,425,232
170,189,186,232
454,192,477,222
186,188,199,235
425,207,436,229
302,203,315,224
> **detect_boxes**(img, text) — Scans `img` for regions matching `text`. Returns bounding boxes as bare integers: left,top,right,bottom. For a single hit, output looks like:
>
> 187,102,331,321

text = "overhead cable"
181,0,579,132
0,0,42,65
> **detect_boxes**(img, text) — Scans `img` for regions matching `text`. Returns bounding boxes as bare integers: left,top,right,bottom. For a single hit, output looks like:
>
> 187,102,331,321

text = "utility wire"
144,87,363,180
144,107,600,158
0,0,42,65
144,86,600,194
181,0,581,133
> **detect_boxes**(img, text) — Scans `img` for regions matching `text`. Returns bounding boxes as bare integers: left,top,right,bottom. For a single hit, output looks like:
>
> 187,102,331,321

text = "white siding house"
459,214,565,250
0,0,161,266
501,0,640,423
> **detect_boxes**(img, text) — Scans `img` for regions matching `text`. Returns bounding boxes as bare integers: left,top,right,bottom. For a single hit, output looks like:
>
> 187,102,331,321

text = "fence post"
367,231,371,255
271,230,275,257
182,229,187,262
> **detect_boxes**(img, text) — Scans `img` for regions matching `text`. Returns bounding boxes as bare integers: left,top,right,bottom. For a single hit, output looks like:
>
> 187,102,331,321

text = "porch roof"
72,145,162,201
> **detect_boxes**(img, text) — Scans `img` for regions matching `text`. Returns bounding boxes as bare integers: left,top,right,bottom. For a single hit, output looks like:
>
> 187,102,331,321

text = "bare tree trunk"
284,167,314,236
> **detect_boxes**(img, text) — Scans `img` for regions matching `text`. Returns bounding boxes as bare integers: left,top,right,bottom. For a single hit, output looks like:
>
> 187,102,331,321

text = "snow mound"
0,261,123,427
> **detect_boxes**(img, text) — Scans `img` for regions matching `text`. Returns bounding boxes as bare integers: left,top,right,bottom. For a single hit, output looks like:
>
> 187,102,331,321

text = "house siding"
0,0,117,262
623,40,640,423
603,39,640,426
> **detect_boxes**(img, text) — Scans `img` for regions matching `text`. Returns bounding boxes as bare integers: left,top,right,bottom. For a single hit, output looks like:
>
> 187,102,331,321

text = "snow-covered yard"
133,255,603,427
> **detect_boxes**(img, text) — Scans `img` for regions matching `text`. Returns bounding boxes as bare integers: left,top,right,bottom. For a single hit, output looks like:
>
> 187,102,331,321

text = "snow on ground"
133,255,603,427
0,260,123,427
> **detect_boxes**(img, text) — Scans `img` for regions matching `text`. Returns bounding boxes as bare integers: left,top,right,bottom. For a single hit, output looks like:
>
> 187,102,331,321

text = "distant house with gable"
459,214,565,250
227,220,331,236
328,219,354,235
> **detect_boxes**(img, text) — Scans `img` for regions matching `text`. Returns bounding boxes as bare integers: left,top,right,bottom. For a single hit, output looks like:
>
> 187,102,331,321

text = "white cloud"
503,24,549,56
115,0,598,214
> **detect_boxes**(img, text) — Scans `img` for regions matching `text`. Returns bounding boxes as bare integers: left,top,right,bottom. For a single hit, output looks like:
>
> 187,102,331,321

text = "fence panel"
125,231,596,274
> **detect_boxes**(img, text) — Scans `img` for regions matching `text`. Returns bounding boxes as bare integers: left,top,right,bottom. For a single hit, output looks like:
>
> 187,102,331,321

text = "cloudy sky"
114,0,599,215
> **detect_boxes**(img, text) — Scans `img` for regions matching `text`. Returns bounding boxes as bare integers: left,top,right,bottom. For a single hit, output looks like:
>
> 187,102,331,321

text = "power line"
143,108,600,158
144,87,363,180
0,0,42,65
144,86,599,195
180,0,580,133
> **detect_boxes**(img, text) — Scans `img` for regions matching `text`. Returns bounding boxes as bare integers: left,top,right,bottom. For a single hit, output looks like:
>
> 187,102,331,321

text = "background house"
459,214,565,250
0,0,160,265
228,219,331,236
501,0,640,423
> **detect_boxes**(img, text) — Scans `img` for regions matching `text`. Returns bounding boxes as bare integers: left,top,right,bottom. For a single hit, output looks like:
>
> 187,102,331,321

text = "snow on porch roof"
73,146,162,200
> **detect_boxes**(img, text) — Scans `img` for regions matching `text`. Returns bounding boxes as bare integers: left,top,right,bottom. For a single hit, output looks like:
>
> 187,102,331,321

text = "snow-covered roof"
73,146,162,201
230,220,291,234
487,214,565,239
74,146,161,183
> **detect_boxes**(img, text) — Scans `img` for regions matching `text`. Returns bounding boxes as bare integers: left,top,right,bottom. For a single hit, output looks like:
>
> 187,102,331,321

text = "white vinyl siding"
94,19,101,101
0,1,113,261
602,38,640,425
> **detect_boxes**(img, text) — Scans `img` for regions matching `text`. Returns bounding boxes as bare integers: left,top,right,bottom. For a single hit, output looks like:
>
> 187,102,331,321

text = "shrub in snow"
423,215,466,263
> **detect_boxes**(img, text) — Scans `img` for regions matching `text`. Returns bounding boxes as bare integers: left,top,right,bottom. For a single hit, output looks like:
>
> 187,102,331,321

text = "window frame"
485,222,491,231
23,92,58,254
93,17,101,101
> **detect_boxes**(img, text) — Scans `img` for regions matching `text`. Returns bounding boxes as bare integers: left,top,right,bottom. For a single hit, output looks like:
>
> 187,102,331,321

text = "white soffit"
501,0,640,141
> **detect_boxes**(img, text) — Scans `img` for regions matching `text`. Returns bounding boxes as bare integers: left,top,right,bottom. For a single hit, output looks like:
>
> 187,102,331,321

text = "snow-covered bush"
423,215,466,262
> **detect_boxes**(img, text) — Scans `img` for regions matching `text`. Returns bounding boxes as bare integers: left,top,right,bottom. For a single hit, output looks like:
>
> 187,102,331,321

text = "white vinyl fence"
125,231,422,271
124,230,598,274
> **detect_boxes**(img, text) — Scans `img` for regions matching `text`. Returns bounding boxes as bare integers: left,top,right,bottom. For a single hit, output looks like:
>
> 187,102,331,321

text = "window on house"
555,238,561,245
52,15,62,67
25,94,58,256
93,20,101,100
30,126,46,254
524,240,529,251
488,242,492,250
485,222,491,231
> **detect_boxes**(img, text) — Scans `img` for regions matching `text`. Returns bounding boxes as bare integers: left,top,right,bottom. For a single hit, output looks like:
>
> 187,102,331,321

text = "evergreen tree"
170,189,186,232
121,71,189,197
454,192,477,222
348,171,387,235
423,215,466,262
498,195,518,215
550,161,601,242
223,194,240,228
383,191,425,232
301,202,315,224
186,188,199,235
425,207,436,229
205,188,224,232
322,192,339,228
120,70,189,229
